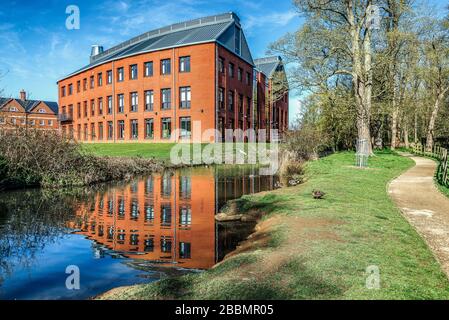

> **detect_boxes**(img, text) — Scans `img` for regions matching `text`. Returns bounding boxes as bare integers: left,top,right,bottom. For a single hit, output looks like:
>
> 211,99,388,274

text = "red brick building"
57,12,288,143
254,56,289,140
0,90,59,131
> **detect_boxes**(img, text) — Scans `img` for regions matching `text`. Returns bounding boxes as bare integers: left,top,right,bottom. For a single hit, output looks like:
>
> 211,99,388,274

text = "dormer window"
235,26,241,55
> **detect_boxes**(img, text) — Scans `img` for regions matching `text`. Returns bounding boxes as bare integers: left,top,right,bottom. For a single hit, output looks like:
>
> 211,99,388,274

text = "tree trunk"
391,102,399,149
414,112,418,143
426,94,443,152
404,123,409,148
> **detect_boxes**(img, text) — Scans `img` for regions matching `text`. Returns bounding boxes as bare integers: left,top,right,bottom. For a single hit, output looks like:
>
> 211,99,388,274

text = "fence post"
443,149,448,186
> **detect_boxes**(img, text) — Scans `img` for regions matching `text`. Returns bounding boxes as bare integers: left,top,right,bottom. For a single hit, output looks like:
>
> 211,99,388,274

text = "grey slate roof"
60,12,254,81
0,97,58,114
0,97,10,109
254,56,282,78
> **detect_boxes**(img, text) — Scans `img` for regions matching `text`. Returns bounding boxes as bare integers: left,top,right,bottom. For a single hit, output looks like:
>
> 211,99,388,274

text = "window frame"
179,56,191,73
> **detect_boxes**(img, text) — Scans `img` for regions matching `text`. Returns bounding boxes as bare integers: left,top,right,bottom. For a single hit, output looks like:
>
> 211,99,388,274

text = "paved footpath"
389,153,449,278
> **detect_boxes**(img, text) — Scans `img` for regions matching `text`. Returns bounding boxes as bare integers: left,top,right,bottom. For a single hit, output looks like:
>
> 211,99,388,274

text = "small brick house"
0,90,59,131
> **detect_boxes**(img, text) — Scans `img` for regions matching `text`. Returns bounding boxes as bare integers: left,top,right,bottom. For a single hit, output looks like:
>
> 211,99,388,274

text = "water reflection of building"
70,168,216,269
69,167,278,270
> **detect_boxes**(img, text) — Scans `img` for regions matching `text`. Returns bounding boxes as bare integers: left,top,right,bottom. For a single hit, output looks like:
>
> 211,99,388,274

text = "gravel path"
389,153,449,278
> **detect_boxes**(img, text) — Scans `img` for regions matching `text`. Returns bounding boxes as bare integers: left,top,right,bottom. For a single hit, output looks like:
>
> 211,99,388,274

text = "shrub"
0,129,164,188
278,149,305,186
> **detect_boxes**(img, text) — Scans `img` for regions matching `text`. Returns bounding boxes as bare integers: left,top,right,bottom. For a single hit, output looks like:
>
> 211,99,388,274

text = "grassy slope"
82,143,178,160
83,143,276,163
437,183,449,198
100,151,449,300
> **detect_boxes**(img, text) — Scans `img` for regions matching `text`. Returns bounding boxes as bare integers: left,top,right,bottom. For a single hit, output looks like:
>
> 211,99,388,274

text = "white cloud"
244,10,297,32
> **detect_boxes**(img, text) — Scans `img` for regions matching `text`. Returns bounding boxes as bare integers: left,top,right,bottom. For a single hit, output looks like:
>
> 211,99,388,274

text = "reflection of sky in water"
0,166,278,300
0,234,159,300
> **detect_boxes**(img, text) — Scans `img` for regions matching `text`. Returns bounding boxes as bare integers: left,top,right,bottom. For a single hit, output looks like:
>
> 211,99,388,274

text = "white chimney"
90,45,104,62
20,89,26,101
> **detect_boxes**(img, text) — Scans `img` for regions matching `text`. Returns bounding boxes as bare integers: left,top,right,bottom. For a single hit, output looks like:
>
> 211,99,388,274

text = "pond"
0,166,279,300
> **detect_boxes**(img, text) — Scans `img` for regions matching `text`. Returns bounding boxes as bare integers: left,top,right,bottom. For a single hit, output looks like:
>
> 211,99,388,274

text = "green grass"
83,143,278,163
82,143,179,160
436,182,449,199
99,151,449,300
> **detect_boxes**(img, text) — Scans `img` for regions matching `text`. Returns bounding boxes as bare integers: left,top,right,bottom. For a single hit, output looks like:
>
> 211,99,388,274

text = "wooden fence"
411,143,449,187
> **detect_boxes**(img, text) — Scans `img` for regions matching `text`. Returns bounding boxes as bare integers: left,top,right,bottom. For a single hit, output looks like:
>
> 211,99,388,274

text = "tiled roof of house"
59,12,254,81
0,97,59,114
254,56,282,78
0,97,10,108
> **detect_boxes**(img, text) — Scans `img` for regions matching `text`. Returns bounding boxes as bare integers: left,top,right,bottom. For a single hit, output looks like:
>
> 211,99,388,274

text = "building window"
144,61,153,77
228,91,234,111
179,86,191,109
83,124,88,140
239,94,244,114
161,88,171,109
179,177,191,199
117,120,125,139
160,236,172,252
179,56,190,72
130,119,138,139
145,205,154,222
107,70,112,84
179,242,191,259
145,118,154,139
39,119,45,126
98,73,103,86
107,121,113,140
61,86,66,97
117,67,124,82
98,122,103,140
107,96,112,114
117,94,124,113
229,63,234,78
161,205,172,226
91,99,95,116
77,80,81,92
98,97,103,115
161,118,171,139
219,57,225,73
91,123,96,140
246,72,251,85
83,78,87,91
238,68,243,81
0,117,5,124
83,101,87,117
77,102,81,118
130,92,138,112
219,87,225,110
235,26,241,55
68,84,73,95
145,90,154,111
130,64,138,80
179,117,191,139
90,76,95,89
38,108,46,113
48,120,53,126
161,59,171,75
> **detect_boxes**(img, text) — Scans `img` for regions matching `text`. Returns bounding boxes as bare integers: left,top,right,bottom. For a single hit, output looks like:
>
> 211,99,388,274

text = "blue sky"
0,0,446,122
0,0,302,120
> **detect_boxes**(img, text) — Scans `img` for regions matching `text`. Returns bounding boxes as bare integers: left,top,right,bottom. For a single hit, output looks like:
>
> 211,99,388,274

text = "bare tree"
271,0,382,154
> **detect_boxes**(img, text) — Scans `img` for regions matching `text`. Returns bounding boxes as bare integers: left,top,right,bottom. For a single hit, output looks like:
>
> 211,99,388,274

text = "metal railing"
411,143,449,187
58,114,73,122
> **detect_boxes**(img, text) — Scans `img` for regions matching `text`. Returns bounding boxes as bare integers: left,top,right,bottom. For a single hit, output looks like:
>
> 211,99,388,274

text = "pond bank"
98,151,449,300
